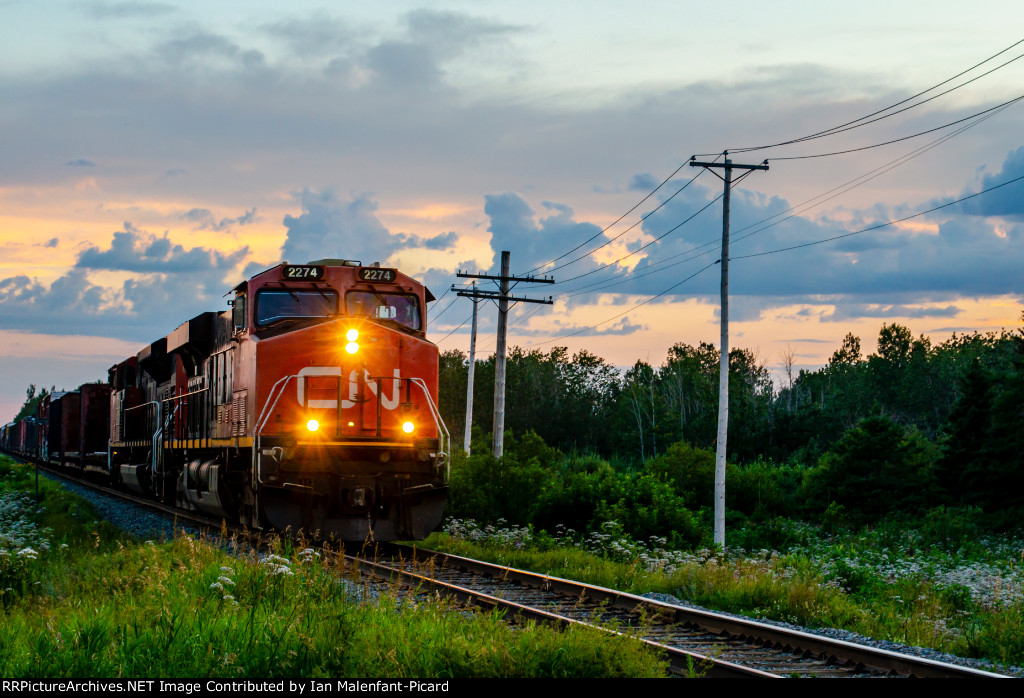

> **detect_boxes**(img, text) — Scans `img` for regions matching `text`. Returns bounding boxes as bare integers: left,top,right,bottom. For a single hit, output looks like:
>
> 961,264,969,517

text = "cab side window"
233,293,247,332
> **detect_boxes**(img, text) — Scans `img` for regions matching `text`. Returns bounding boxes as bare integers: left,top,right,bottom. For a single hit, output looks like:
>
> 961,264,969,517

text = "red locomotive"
3,259,450,541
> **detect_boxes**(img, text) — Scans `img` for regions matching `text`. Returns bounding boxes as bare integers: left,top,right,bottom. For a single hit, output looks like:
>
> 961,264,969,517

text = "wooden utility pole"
689,153,768,549
456,251,553,458
463,282,478,455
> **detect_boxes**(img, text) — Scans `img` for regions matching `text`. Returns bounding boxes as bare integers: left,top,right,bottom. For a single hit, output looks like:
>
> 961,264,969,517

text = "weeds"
0,456,667,678
429,514,1024,667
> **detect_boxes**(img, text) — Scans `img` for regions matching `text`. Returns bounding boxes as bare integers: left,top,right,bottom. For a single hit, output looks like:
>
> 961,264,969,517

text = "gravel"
43,471,202,541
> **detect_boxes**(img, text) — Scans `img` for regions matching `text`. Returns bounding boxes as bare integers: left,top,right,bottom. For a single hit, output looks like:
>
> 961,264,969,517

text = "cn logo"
296,367,401,410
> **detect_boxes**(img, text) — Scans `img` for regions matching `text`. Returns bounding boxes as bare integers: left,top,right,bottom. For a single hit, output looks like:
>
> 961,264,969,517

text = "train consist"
2,259,450,541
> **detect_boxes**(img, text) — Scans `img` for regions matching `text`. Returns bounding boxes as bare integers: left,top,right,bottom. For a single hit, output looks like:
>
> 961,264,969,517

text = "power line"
532,97,1014,308
468,173,1024,354
491,172,1024,358
538,169,706,276
426,293,460,327
524,160,692,274
733,172,1024,261
694,37,1024,156
729,98,1020,247
768,93,1024,161
522,261,721,349
552,192,723,286
434,311,474,344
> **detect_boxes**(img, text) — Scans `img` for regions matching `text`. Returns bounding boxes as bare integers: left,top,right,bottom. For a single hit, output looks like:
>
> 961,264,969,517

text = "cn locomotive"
2,259,450,541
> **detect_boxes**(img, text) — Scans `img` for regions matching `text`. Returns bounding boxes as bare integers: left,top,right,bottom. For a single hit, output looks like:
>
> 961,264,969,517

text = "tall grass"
0,456,668,678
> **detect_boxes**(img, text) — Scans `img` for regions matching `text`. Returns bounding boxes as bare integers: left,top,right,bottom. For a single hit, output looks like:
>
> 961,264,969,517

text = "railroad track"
356,545,1011,679
17,457,1012,678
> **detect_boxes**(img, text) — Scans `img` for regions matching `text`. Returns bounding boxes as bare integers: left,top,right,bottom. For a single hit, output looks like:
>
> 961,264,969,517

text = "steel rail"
345,552,775,678
387,545,1010,679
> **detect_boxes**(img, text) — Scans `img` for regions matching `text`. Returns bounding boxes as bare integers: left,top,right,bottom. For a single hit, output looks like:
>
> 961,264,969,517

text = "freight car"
3,259,450,541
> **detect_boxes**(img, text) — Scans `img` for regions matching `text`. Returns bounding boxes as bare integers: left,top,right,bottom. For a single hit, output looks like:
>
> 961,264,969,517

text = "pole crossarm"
455,289,553,305
456,271,555,284
689,160,769,170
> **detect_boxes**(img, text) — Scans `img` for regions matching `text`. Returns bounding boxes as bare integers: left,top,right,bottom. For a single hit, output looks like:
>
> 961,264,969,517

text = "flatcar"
4,259,450,541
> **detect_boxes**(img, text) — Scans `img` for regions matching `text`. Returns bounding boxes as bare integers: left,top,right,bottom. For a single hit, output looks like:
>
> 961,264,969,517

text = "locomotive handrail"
124,399,160,413
153,402,180,477
408,377,450,483
160,386,210,403
253,374,299,487
121,399,160,447
161,386,210,443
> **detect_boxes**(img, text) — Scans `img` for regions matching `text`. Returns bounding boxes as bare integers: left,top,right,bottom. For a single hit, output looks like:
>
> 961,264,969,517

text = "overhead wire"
513,170,1024,352
729,97,1021,247
434,311,475,345
522,261,721,349
524,160,691,274
693,37,1024,156
551,94,1020,303
550,192,724,286
538,169,706,276
426,293,460,327
768,93,1024,161
499,105,1022,347
733,172,1024,261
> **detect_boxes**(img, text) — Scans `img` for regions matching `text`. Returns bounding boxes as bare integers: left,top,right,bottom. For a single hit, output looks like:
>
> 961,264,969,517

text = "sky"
2,1,1024,421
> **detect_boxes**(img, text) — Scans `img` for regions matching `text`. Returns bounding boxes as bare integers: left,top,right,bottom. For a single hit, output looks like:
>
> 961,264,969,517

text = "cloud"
629,173,658,191
0,266,236,340
366,9,523,89
263,11,355,58
403,9,523,57
66,159,96,167
2,8,1023,339
822,303,962,322
155,30,265,70
0,269,124,336
181,207,258,231
280,189,447,265
533,316,646,338
76,222,248,273
0,225,250,339
535,144,1024,323
411,231,458,251
484,193,607,275
956,145,1024,219
365,41,442,89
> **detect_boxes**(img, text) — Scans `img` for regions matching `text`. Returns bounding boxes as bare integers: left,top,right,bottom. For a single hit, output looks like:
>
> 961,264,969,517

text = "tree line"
438,319,1024,525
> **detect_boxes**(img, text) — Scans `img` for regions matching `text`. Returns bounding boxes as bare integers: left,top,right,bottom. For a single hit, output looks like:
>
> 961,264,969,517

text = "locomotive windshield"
346,291,421,331
256,289,338,326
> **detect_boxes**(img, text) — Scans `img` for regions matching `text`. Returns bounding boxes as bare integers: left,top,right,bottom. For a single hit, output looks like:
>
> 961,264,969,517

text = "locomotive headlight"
345,328,359,342
402,421,415,434
345,341,359,354
306,419,320,432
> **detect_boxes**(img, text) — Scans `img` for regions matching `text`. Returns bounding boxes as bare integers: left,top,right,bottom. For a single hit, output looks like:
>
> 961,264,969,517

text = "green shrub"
801,415,939,524
919,505,984,545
